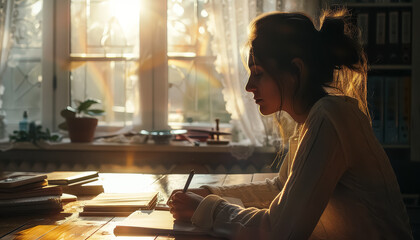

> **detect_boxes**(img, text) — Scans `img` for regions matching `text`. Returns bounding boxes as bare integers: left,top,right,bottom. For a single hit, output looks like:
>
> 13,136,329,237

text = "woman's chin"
259,107,276,116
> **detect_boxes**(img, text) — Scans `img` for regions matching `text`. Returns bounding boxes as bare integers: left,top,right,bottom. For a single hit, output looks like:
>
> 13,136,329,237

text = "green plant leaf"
85,109,105,116
9,121,62,144
77,99,101,113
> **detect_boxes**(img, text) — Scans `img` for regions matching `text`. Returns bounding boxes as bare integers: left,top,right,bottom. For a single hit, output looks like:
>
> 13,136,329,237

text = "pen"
183,170,195,193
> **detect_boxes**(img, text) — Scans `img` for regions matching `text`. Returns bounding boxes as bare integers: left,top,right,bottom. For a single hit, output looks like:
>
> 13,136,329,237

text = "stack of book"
0,174,63,216
80,192,159,216
46,171,104,196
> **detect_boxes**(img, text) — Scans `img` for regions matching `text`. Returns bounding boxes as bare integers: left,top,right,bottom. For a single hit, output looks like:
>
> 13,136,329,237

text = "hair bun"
319,11,360,68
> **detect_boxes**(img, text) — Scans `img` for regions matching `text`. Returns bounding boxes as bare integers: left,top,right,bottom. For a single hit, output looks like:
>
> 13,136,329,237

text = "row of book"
367,75,410,144
353,6,412,65
0,171,103,216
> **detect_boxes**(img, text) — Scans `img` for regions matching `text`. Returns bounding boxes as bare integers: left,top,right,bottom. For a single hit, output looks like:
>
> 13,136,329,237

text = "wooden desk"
0,172,277,240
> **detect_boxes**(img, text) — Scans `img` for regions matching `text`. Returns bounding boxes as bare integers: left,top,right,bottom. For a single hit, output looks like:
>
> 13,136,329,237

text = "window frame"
43,0,169,132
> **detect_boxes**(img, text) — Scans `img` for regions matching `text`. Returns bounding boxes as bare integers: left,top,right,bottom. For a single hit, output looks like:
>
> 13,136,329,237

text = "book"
354,7,372,58
0,179,48,193
401,9,412,64
82,192,159,215
384,76,399,144
387,10,400,63
46,171,99,185
61,193,77,203
0,195,62,216
0,174,47,189
114,210,208,236
367,75,384,143
373,10,387,64
398,76,411,144
60,179,104,196
0,185,62,200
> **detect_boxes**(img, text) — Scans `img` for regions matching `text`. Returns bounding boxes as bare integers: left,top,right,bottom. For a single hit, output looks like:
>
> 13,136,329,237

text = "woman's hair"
245,9,369,169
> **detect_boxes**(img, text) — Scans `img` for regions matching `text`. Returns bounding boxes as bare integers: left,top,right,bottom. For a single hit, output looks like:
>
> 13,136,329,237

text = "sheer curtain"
207,0,320,147
0,0,13,139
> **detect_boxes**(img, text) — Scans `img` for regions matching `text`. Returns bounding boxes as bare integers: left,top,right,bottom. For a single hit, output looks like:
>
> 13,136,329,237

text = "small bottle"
19,111,28,132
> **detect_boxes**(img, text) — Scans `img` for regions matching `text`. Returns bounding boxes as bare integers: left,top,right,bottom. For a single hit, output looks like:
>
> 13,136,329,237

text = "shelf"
369,65,412,71
344,2,412,8
382,144,411,149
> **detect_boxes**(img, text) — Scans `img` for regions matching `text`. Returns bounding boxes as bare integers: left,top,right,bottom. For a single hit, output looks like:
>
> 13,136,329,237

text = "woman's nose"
245,78,256,92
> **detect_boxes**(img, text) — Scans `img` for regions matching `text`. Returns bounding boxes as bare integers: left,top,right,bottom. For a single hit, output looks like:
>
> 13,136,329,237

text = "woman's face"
245,57,284,115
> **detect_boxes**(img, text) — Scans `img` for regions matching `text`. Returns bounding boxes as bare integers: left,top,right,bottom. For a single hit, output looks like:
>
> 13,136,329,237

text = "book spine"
398,76,411,144
368,75,384,143
374,11,387,64
388,10,400,63
384,76,399,144
357,11,370,52
401,10,412,64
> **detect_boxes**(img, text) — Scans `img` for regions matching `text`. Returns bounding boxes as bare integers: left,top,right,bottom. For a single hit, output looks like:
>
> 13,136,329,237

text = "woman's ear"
290,58,306,80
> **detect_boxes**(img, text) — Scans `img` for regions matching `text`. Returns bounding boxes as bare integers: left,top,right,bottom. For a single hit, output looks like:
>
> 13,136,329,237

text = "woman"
168,10,413,239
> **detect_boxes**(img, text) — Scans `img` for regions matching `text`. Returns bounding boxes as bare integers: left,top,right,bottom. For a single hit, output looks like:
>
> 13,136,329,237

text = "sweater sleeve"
201,146,291,209
192,115,348,239
201,176,283,208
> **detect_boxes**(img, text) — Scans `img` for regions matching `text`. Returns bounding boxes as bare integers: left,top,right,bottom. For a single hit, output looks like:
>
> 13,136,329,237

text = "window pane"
70,61,138,126
167,0,197,54
71,0,140,57
167,0,231,127
1,0,43,135
168,58,231,126
70,0,141,127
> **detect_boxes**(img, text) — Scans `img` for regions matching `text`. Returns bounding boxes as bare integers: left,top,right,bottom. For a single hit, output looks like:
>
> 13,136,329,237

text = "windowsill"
0,138,278,174
1,138,276,153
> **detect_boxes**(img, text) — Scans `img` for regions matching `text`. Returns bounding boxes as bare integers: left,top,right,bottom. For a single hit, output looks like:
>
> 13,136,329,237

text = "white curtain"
0,0,13,139
0,0,12,85
207,0,320,147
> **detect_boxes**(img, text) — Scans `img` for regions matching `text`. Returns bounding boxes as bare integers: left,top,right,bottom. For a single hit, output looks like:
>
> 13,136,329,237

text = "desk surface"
0,172,277,240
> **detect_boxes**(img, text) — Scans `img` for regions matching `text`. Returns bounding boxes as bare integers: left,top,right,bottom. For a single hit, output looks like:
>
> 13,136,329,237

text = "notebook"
0,185,62,200
0,195,62,216
60,179,104,196
46,171,99,185
81,192,159,216
0,179,48,193
114,210,208,236
0,174,47,188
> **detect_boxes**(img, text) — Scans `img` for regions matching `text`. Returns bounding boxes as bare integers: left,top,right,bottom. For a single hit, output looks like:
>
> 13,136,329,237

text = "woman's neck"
289,88,327,124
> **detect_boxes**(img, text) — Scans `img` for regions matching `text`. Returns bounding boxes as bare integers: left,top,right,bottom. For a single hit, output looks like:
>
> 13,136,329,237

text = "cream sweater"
192,96,413,240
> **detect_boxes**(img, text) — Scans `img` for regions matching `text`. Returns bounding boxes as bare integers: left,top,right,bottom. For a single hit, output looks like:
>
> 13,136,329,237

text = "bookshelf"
324,1,419,162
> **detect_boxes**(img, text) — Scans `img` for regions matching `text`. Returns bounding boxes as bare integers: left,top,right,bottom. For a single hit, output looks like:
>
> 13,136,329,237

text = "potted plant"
59,99,105,143
9,121,61,148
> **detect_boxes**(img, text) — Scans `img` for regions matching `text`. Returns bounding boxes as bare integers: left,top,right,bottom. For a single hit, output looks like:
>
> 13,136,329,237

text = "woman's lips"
255,99,263,104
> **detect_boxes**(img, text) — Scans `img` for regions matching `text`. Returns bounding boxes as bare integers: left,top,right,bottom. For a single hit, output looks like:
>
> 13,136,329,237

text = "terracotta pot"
66,117,98,143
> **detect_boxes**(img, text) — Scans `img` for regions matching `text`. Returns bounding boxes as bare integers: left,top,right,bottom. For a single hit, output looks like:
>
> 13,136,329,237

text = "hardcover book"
81,192,159,215
46,171,99,185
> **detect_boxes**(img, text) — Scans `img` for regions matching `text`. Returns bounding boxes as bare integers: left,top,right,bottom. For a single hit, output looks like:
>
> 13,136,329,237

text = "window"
0,0,43,135
167,0,231,128
0,0,231,136
67,0,231,130
68,0,231,131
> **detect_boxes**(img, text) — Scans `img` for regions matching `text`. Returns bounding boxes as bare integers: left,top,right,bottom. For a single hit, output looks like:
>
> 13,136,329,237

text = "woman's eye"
253,72,263,78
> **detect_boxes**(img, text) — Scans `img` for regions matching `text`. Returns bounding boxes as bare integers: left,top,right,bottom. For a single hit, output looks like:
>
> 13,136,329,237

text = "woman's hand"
168,187,211,199
168,191,204,221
